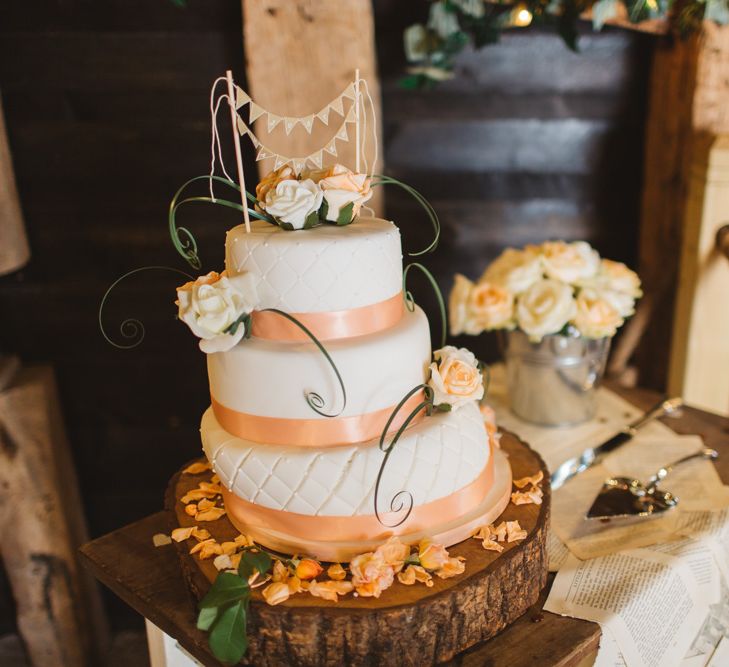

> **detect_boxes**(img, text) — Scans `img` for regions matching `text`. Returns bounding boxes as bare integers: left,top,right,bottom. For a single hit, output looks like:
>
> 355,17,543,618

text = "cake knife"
550,397,683,490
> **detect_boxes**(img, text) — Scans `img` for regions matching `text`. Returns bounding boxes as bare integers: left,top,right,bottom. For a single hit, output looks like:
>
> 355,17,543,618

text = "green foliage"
402,0,729,88
336,202,356,225
199,572,250,609
238,550,273,579
208,600,248,665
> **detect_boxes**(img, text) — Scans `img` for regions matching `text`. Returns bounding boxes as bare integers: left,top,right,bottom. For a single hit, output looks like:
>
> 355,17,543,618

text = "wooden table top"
79,385,729,667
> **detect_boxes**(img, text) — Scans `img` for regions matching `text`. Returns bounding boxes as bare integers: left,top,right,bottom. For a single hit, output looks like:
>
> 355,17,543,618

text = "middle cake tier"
207,305,432,446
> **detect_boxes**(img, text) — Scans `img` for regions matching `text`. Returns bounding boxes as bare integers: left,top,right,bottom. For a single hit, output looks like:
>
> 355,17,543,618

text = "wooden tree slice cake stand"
165,431,550,666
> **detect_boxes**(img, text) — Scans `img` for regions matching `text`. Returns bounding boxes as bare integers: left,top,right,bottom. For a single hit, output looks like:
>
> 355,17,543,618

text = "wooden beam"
241,0,383,214
634,24,729,390
0,91,30,275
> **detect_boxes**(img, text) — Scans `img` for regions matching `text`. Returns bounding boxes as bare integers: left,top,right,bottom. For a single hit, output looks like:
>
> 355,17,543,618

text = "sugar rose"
176,271,258,353
263,178,323,230
516,279,576,342
481,247,543,295
255,165,296,202
449,274,514,335
319,164,372,223
349,551,395,598
572,288,624,339
428,346,484,410
541,241,600,284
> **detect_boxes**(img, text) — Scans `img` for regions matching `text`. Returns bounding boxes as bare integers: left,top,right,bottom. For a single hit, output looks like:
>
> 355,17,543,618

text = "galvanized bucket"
500,330,610,426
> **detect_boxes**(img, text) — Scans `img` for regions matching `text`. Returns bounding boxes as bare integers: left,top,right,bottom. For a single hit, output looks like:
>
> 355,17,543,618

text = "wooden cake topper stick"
225,69,251,233
354,68,361,173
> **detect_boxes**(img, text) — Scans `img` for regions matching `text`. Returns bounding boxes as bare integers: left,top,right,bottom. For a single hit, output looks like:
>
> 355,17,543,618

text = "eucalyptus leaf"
199,572,249,609
336,202,355,226
209,600,248,665
197,606,218,631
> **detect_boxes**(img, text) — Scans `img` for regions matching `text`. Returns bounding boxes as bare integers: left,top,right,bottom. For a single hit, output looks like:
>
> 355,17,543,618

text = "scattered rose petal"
191,527,211,541
262,582,290,606
287,576,303,594
213,554,232,571
418,539,450,571
492,522,508,542
374,536,410,573
197,498,215,511
195,507,226,522
397,565,433,587
180,488,218,504
184,504,198,517
211,474,220,485
219,541,238,555
152,533,171,547
170,527,194,542
190,539,222,559
511,488,543,506
506,520,528,542
513,471,544,489
272,560,290,583
199,482,223,495
229,553,242,570
295,559,324,581
436,557,465,579
182,461,211,475
327,563,347,581
481,539,504,553
308,580,354,602
234,534,253,547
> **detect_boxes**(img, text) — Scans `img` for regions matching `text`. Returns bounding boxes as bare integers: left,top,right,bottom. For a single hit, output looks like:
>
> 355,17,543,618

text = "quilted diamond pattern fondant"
201,401,491,517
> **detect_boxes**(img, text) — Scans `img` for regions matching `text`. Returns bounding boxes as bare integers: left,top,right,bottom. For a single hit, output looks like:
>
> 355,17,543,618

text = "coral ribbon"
211,390,426,447
222,445,494,543
250,292,404,342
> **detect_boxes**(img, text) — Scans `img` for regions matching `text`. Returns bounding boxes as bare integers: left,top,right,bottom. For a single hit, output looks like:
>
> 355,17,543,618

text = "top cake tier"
225,218,403,314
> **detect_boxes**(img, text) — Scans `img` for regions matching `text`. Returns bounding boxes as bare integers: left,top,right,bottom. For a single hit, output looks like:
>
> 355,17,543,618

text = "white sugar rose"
176,271,258,353
263,178,323,230
572,288,624,339
428,346,484,410
516,279,576,342
541,241,600,284
449,274,514,335
481,247,543,295
318,164,373,223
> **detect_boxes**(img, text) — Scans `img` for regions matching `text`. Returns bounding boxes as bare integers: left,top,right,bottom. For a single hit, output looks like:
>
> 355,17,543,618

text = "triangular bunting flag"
235,86,250,109
330,96,344,116
249,102,265,123
236,115,248,136
342,82,356,100
345,106,356,123
317,107,330,125
309,150,323,168
274,155,289,171
267,114,282,132
293,158,306,174
256,147,270,161
335,123,349,141
301,115,314,133
248,133,261,149
284,117,297,135
324,139,338,156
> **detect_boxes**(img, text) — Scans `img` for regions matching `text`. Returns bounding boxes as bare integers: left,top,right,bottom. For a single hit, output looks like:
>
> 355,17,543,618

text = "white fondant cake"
201,401,490,516
225,218,402,312
207,306,431,420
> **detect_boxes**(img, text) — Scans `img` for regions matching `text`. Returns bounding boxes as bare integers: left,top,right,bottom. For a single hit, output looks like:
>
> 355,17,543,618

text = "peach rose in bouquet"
449,274,514,336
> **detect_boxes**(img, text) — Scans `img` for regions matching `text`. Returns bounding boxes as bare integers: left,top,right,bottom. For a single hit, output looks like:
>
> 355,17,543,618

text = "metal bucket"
500,330,610,426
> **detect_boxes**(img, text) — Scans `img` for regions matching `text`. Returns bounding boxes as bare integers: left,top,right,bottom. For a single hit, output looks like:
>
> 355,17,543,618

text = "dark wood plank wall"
0,1,651,631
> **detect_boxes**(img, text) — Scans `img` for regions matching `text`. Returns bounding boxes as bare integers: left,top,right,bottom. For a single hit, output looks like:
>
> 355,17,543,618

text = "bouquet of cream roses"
255,163,373,230
450,241,642,342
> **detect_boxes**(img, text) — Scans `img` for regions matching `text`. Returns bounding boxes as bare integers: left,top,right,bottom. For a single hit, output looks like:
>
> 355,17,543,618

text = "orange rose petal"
481,538,505,553
229,553,242,570
436,557,466,579
492,522,508,542
191,527,211,541
152,533,171,547
295,559,324,581
262,582,290,606
184,504,198,517
199,482,223,495
213,554,233,571
327,563,347,581
513,471,544,489
309,580,353,602
287,576,304,594
180,489,217,504
195,507,226,522
506,520,528,542
170,527,194,542
234,534,252,547
182,461,211,475
219,541,238,555
197,498,215,511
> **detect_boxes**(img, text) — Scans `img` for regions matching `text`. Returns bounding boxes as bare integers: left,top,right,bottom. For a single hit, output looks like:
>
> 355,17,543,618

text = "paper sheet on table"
549,510,729,667
550,435,729,560
545,544,716,667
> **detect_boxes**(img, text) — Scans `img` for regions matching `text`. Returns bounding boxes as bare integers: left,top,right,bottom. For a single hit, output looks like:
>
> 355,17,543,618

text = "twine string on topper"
209,69,378,233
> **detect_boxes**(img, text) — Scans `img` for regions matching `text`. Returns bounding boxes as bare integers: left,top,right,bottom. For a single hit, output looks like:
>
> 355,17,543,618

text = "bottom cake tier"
200,401,512,561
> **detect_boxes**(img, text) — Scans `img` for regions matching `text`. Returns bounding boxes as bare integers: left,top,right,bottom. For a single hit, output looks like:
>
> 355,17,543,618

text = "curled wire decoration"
370,174,440,257
99,266,193,350
169,175,275,269
402,262,447,349
374,384,435,528
261,309,347,419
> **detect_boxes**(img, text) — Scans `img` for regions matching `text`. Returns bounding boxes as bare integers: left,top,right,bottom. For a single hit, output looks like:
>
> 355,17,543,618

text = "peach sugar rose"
428,346,485,411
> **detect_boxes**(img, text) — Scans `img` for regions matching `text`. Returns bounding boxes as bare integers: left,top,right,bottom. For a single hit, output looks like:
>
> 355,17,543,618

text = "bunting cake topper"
208,69,379,233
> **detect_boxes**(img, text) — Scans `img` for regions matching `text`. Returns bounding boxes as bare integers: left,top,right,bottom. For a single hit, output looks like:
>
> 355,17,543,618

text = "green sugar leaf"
238,550,272,579
209,600,248,665
336,202,355,226
303,209,320,229
319,198,329,221
199,572,249,609
197,606,218,631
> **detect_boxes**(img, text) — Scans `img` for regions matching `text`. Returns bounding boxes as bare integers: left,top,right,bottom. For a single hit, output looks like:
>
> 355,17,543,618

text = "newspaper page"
546,512,729,667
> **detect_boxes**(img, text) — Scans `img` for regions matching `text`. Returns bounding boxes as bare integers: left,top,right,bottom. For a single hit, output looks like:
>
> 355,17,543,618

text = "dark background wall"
0,1,651,631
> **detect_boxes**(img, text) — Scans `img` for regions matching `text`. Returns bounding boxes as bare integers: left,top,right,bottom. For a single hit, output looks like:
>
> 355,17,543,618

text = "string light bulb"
510,4,533,27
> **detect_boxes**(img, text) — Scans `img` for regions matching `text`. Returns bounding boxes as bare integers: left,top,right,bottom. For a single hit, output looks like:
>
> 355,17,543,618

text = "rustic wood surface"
162,432,547,666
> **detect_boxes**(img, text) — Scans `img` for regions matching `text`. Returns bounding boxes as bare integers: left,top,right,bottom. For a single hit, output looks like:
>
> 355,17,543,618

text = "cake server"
550,397,683,490
585,447,718,520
